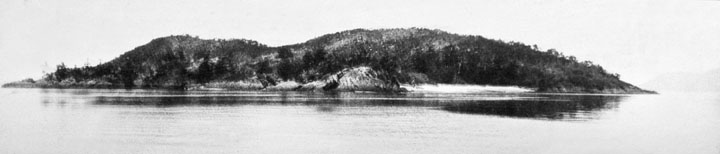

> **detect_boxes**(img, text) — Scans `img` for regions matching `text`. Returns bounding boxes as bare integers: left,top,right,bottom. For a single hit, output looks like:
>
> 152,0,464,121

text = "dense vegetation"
5,28,653,93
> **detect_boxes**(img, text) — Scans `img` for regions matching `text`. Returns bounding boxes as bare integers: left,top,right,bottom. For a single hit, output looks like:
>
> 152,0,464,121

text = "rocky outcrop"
295,81,327,91
201,80,264,90
297,66,405,92
265,81,302,91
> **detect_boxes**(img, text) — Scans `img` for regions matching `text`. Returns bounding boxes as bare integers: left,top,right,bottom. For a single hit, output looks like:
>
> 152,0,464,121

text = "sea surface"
0,88,718,154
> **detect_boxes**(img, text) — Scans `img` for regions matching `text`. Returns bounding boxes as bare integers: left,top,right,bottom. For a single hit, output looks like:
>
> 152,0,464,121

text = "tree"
118,61,137,88
195,56,213,83
277,48,293,59
213,57,232,77
256,60,272,74
302,48,326,68
54,63,69,82
277,60,296,80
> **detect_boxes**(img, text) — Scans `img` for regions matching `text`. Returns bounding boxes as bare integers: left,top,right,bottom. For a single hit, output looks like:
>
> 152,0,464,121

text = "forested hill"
282,28,652,93
4,28,654,93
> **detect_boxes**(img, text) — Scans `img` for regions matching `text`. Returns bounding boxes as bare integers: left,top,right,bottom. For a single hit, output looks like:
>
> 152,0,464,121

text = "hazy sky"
1,0,719,85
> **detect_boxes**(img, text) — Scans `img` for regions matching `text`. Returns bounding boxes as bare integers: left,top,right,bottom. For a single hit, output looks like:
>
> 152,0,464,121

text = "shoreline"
2,82,657,94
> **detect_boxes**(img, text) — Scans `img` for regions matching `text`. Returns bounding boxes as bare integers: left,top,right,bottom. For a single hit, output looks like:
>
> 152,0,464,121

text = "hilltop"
2,28,654,93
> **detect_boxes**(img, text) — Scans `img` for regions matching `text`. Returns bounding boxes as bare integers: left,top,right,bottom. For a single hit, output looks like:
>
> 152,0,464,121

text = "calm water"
0,88,718,154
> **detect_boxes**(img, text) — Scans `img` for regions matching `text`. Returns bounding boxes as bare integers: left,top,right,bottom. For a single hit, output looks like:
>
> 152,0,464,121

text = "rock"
203,80,264,90
295,66,404,92
265,81,302,91
297,81,327,91
321,66,403,92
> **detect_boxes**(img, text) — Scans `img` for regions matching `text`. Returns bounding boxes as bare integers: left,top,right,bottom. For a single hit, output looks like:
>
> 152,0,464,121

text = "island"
2,28,656,94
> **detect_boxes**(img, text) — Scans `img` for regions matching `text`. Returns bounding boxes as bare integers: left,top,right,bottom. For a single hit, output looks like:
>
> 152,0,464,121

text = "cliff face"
279,66,403,92
4,28,654,93
323,66,402,91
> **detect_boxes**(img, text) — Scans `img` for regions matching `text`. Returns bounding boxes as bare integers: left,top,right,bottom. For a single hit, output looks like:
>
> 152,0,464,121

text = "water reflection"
441,95,625,120
41,89,627,120
7,88,720,154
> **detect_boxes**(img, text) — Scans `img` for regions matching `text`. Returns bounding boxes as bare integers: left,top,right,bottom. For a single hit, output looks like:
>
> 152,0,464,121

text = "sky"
1,0,719,86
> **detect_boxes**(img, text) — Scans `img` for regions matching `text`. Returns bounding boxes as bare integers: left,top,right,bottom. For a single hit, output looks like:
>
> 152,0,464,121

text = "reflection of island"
90,92,415,107
37,89,626,121
441,95,626,120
